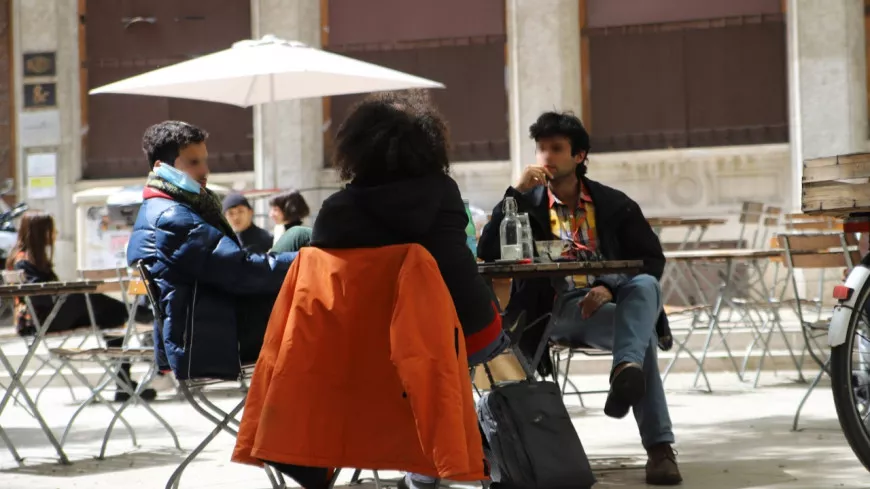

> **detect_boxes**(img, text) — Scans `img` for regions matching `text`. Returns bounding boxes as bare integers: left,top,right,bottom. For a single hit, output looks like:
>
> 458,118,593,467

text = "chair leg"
59,357,137,448
372,470,383,489
327,468,343,489
0,424,22,462
96,359,181,459
792,365,827,432
166,399,246,489
264,464,286,489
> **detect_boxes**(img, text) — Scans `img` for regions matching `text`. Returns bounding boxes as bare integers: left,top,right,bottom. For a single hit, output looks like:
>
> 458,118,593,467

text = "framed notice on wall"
26,152,57,200
23,52,56,78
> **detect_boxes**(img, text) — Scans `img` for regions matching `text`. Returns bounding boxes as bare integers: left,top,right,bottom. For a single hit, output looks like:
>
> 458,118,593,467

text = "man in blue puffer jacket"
127,121,296,381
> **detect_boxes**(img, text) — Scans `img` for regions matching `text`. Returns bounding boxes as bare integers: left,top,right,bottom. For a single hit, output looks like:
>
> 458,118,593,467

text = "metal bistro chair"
136,261,286,489
777,232,859,431
51,272,180,459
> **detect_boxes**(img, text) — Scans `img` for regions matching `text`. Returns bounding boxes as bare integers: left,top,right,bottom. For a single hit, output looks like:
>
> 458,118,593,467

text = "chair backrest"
777,232,859,269
759,206,782,248
126,278,148,297
79,267,128,293
662,239,745,251
738,201,765,248
784,213,842,231
739,202,765,224
136,261,164,328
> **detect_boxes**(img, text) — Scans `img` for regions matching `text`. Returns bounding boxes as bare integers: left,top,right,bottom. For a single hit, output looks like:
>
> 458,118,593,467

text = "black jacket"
237,224,273,255
478,177,672,375
311,173,506,363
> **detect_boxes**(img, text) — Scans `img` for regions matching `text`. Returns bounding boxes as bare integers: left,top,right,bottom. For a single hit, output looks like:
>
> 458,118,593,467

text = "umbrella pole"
270,74,278,190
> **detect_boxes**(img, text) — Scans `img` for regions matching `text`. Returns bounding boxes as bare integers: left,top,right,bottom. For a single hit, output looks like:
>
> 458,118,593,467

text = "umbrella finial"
232,35,309,49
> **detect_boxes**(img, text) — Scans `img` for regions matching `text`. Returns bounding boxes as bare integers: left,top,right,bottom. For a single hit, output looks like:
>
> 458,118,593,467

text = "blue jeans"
550,274,675,450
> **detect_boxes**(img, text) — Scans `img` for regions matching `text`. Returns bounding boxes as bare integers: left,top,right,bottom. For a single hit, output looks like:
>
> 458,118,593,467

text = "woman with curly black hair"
288,90,506,489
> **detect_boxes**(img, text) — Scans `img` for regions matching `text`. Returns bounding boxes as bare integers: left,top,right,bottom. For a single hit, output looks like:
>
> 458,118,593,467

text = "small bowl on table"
535,240,569,263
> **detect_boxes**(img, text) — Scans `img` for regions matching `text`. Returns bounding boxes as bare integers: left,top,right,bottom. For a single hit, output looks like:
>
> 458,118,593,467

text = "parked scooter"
0,179,28,264
0,180,29,319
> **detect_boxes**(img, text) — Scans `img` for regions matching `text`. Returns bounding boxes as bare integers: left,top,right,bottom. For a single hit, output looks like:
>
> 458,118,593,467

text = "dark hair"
529,111,591,177
7,211,55,273
269,190,310,223
142,120,209,169
332,90,450,185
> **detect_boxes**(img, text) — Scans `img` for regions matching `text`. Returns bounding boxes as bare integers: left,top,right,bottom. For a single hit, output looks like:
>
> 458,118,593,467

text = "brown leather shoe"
646,443,683,485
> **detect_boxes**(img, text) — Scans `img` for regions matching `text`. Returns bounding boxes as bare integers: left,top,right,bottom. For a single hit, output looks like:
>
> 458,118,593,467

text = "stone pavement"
0,371,867,488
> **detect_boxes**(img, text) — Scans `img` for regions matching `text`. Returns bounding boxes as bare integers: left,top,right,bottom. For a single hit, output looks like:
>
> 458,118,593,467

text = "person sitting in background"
222,193,273,254
269,190,313,253
9,211,157,402
311,90,508,489
126,121,298,381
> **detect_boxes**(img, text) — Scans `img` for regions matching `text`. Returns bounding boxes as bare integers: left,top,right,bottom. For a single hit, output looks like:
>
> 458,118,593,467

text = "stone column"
12,0,80,278
787,0,868,211
506,0,582,182
251,0,324,224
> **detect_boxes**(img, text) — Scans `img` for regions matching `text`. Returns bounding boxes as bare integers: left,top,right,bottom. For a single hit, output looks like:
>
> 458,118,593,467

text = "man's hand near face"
515,165,553,193
579,286,613,319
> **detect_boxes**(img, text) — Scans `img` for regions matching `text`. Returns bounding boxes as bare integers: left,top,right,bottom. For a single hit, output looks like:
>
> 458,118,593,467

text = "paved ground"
1,371,868,488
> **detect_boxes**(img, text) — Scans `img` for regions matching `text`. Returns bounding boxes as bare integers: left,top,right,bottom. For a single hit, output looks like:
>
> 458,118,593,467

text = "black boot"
114,362,157,402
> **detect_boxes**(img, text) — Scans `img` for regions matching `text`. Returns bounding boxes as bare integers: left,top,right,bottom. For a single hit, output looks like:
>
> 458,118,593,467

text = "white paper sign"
26,152,57,199
19,110,61,147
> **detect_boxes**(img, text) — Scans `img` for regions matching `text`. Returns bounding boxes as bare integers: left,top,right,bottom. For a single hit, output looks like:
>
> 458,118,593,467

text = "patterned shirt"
548,184,603,288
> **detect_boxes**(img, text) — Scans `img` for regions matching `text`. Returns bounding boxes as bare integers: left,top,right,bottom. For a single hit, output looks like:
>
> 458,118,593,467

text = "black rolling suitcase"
477,313,596,489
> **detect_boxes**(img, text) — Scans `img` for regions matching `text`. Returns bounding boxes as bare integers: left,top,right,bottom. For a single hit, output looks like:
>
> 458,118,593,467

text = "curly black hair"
142,120,209,169
529,111,591,177
332,90,450,185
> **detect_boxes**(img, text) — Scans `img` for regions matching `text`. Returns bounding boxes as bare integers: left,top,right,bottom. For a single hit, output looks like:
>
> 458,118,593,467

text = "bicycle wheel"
831,278,870,472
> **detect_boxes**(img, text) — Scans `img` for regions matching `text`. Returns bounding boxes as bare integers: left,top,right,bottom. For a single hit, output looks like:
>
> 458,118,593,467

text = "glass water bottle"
499,197,522,260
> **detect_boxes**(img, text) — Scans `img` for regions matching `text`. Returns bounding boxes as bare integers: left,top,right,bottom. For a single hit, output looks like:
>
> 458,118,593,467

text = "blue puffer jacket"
127,190,296,380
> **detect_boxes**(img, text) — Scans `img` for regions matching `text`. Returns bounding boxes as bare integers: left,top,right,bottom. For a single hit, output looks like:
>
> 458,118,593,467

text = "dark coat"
477,177,672,375
311,173,507,364
237,224,273,255
127,188,297,380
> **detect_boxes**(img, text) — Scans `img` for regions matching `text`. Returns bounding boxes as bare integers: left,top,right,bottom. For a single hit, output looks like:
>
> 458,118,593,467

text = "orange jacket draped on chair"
233,244,487,481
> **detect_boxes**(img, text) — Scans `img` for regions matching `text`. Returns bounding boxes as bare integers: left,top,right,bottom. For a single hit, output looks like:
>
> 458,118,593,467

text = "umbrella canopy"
89,35,444,107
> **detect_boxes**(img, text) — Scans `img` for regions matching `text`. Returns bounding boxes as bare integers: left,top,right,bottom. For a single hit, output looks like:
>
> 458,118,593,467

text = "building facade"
5,0,869,276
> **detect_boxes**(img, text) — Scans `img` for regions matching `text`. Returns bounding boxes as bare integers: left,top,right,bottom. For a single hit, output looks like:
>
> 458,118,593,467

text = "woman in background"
269,190,312,253
7,211,157,402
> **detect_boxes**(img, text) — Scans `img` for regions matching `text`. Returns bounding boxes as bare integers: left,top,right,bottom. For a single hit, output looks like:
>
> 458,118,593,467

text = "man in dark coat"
222,192,273,254
478,112,682,486
127,121,296,381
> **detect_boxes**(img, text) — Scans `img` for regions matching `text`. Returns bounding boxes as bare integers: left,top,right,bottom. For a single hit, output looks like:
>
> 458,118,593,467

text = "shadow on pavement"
0,448,186,477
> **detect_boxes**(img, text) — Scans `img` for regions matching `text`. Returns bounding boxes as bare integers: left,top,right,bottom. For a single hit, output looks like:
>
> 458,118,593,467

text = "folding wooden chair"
737,202,766,249
778,232,859,430
136,261,286,489
28,268,134,405
52,274,181,459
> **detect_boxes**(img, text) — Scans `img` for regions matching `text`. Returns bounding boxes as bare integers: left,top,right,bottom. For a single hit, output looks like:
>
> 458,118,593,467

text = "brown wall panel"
328,0,504,46
84,0,252,179
587,17,788,152
587,0,782,28
326,0,508,163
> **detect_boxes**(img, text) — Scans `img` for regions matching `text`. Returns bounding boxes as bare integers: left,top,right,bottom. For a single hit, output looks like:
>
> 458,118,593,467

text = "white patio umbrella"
89,35,444,105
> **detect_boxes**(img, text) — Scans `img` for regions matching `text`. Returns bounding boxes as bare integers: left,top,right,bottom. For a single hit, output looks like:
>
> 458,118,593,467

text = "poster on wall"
83,205,131,270
26,152,57,200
